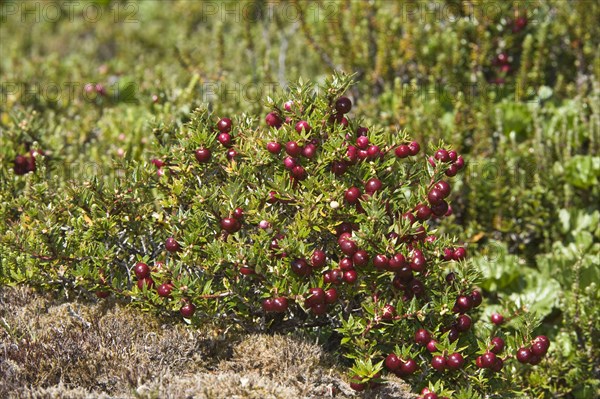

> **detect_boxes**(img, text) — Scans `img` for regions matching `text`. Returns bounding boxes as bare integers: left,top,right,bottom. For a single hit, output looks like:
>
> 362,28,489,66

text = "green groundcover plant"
2,74,552,398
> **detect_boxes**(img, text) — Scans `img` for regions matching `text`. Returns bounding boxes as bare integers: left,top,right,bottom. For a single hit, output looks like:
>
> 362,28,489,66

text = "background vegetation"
1,1,598,398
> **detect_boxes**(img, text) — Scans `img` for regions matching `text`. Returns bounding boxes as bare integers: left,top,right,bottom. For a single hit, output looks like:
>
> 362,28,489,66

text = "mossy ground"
0,286,414,399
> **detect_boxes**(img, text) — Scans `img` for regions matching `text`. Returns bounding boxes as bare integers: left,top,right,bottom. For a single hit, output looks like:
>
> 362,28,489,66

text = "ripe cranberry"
430,200,449,217
226,148,238,160
267,191,278,204
311,302,328,315
426,340,438,352
415,204,432,220
283,156,297,170
336,116,349,127
220,217,241,233
331,160,348,176
349,376,365,392
434,181,451,197
291,258,311,277
266,142,282,154
410,279,425,296
453,247,467,260
339,239,358,256
481,351,497,368
356,126,368,136
265,112,282,128
415,329,431,345
285,141,302,157
410,251,427,272
434,149,451,162
338,232,352,244
533,335,550,352
401,358,418,374
431,355,447,371
96,290,110,299
344,187,361,204
373,254,389,270
195,148,211,163
239,266,255,275
427,188,445,205
448,150,458,162
443,248,454,261
217,132,232,147
448,327,460,342
335,97,352,114
291,165,307,180
339,257,354,271
476,356,484,369
531,341,548,356
133,262,150,279
395,145,411,158
305,287,326,307
528,354,542,365
311,249,327,268
446,352,464,370
456,314,472,332
262,298,275,312
365,177,382,194
389,253,406,270
295,120,311,133
381,304,395,320
330,268,344,285
491,312,505,325
180,302,196,318
490,337,505,354
385,353,401,371
343,270,358,284
232,207,244,220
217,117,232,133
151,158,165,168
137,277,155,290
455,155,465,169
165,237,180,252
352,250,369,267
367,145,380,159
470,290,483,307
423,394,439,399
490,357,504,372
356,135,369,150
302,143,317,159
283,100,293,111
408,141,420,156
324,288,338,304
157,282,174,297
445,272,456,283
402,212,416,226
272,297,288,312
445,164,459,177
455,295,473,313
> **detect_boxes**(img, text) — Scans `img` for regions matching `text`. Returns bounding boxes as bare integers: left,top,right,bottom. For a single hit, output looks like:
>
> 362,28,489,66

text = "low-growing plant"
2,74,551,397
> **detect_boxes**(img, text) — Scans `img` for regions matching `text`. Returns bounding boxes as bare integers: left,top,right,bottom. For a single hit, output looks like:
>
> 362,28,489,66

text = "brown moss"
0,286,415,399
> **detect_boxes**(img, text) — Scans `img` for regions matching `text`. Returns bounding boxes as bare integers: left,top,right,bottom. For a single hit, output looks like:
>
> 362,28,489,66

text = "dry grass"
0,286,414,399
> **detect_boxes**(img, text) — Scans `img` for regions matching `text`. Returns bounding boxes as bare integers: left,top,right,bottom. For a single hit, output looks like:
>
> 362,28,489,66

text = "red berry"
453,247,467,260
356,126,368,136
302,143,317,159
431,355,446,371
339,239,358,256
426,340,438,352
285,141,302,157
217,132,232,147
415,204,432,220
272,297,288,312
165,237,180,252
395,145,411,158
262,298,275,312
226,148,238,160
434,181,451,197
283,100,293,111
455,156,465,169
157,282,174,297
381,304,395,320
137,277,155,290
434,149,451,162
365,177,382,194
385,353,401,371
220,217,241,233
481,352,497,368
331,160,348,176
430,200,449,217
389,253,406,270
195,148,211,163
349,376,365,392
456,314,472,332
373,254,389,270
335,96,352,114
339,257,354,271
490,357,504,372
455,295,473,313
217,117,232,133
446,352,465,370
423,394,439,399
427,188,445,205
343,270,358,284
291,165,307,180
401,358,418,374
180,302,196,318
311,249,327,268
134,262,150,279
516,347,532,363
490,337,505,354
324,288,338,304
344,187,361,205
356,135,369,149
408,141,420,155
491,313,505,325
95,290,110,299
311,302,328,315
265,112,282,128
415,329,431,345
295,120,311,133
531,341,548,356
533,335,550,352
266,142,282,154
470,290,483,307
291,258,311,277
305,287,326,307
350,250,368,267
